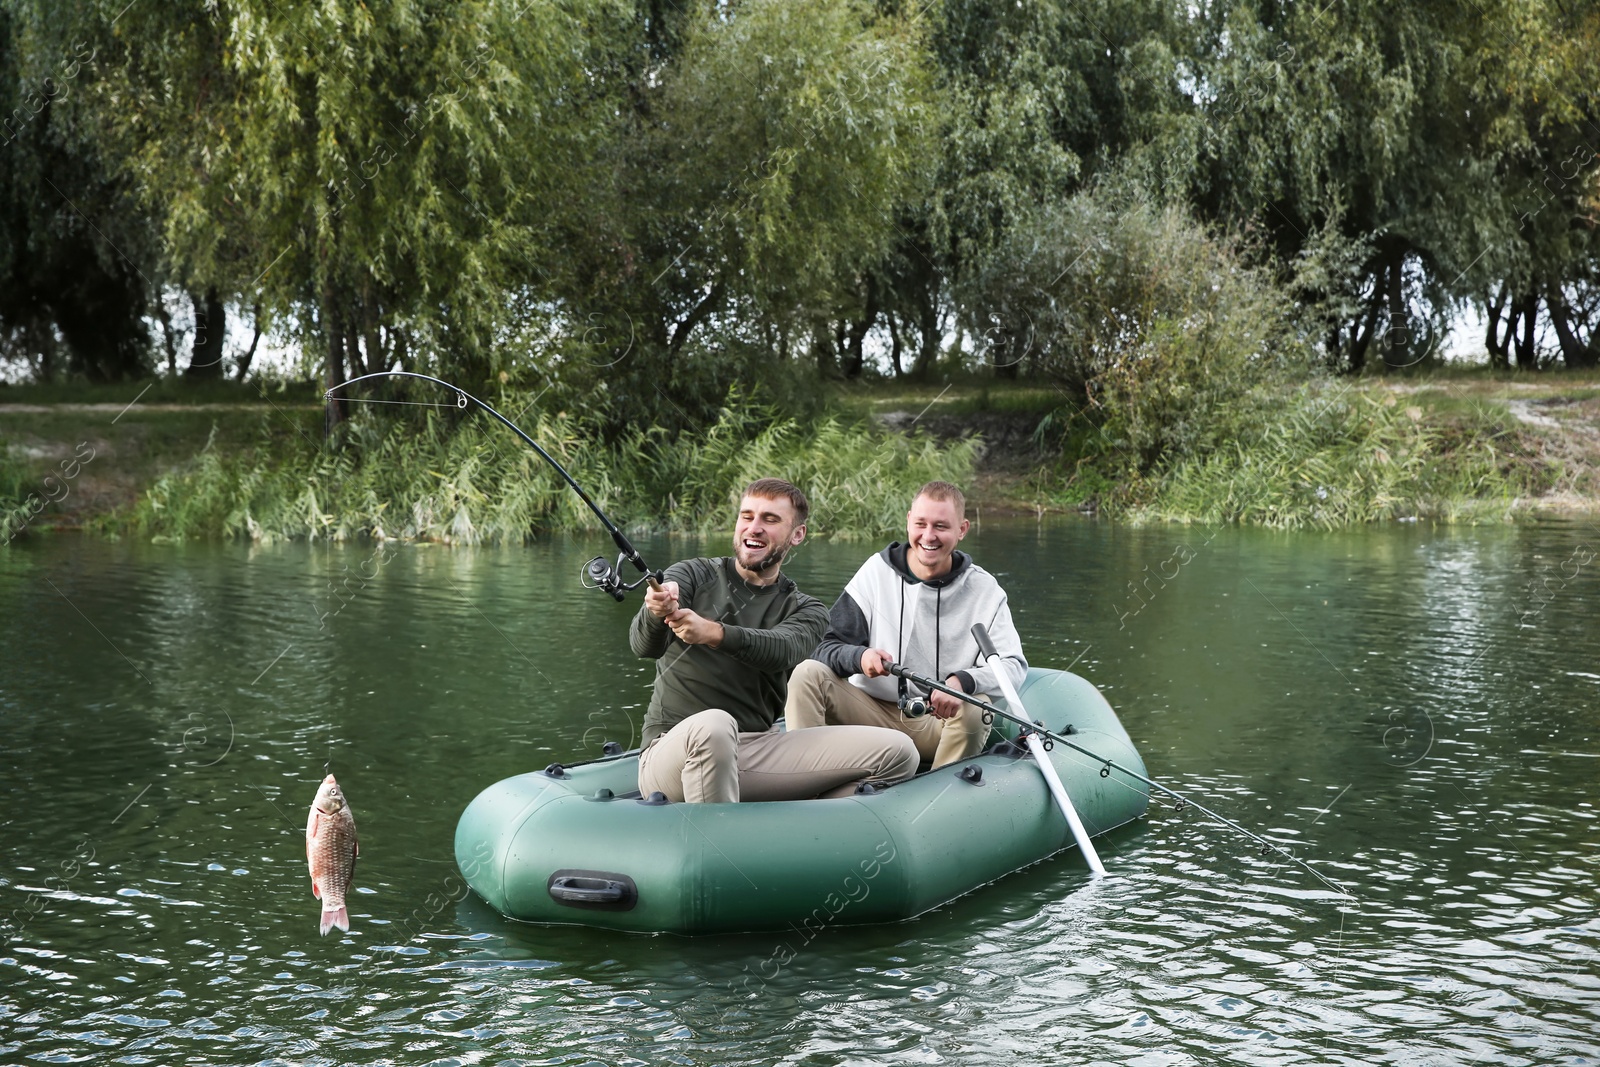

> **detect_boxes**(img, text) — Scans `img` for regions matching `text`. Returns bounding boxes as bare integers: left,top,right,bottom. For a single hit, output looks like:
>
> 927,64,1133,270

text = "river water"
1,519,1596,1066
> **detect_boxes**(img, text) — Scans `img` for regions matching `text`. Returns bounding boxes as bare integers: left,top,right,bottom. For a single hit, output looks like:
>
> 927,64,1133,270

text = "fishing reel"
897,676,929,718
581,555,660,602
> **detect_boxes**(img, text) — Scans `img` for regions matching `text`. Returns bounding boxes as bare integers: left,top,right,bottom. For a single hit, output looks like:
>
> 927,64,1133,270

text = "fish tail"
320,906,350,936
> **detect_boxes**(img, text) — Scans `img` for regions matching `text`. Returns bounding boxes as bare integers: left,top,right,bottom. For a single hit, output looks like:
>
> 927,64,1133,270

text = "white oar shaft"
975,627,1107,876
1020,732,1106,875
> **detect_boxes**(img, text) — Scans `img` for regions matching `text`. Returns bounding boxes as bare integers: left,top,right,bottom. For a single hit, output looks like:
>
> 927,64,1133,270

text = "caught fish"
305,774,359,935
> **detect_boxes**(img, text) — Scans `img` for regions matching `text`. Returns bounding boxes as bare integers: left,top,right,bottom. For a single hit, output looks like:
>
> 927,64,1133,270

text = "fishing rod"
325,371,661,601
888,647,1351,899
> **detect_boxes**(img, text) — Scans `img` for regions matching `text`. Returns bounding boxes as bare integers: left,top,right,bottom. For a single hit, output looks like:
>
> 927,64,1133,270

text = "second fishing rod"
889,627,1351,899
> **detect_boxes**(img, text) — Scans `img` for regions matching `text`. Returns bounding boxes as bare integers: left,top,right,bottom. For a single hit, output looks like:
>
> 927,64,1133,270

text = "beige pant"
637,709,919,804
784,659,990,770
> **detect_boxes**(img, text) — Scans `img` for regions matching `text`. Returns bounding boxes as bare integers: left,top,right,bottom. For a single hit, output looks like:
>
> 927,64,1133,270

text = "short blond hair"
914,481,966,516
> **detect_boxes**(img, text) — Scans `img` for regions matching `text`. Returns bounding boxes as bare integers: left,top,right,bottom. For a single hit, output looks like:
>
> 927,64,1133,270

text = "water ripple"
2,529,1598,1064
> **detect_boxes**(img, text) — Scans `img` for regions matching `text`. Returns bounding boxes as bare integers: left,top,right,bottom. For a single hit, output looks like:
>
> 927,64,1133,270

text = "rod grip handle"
971,623,999,661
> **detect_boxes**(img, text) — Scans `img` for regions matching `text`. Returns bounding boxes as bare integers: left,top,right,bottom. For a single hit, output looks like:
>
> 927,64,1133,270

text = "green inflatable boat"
454,667,1149,934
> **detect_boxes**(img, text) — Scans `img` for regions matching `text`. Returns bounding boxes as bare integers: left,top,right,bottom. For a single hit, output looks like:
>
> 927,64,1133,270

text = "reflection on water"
1,521,1596,1064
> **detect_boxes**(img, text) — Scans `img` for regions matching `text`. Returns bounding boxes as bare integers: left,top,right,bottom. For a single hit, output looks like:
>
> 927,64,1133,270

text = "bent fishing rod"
325,371,661,600
890,630,1350,899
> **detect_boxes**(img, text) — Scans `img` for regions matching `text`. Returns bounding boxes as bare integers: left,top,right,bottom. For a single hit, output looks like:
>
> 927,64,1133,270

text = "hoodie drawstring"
897,581,904,667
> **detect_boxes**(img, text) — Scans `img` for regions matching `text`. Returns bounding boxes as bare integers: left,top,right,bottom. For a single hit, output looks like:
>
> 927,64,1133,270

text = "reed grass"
121,394,979,543
1,438,32,541
1123,386,1548,528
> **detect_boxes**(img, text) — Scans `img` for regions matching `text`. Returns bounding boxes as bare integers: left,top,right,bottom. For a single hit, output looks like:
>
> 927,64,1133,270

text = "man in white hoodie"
784,481,1027,770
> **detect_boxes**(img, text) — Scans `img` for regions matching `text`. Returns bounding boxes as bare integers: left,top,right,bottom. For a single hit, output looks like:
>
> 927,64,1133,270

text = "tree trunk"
1513,292,1539,369
841,280,877,379
992,314,1022,380
343,313,366,380
911,290,940,380
1485,285,1510,369
1347,299,1380,373
1381,250,1409,371
234,303,262,381
887,313,903,377
667,282,724,358
361,281,385,376
1546,289,1598,368
185,288,226,378
324,289,347,437
813,320,839,377
156,297,178,376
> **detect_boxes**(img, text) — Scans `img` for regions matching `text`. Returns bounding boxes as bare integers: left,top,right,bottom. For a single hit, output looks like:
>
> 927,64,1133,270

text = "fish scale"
305,774,359,936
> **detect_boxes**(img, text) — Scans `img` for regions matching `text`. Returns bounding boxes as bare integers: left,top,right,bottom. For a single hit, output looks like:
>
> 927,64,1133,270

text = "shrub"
957,182,1311,473
1131,386,1545,528
1,437,37,542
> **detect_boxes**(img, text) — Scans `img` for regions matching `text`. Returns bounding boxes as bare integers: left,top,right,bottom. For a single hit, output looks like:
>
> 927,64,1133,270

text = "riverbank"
3,371,1598,542
844,372,1600,525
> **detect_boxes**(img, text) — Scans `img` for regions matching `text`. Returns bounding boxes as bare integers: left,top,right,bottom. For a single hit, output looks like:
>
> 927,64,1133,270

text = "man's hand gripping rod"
888,625,1350,897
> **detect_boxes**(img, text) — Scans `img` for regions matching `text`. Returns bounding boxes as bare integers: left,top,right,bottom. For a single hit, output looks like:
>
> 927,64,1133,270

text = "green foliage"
646,0,934,317
5,0,1598,532
77,0,629,380
1135,0,1600,371
0,436,37,542
960,183,1310,469
568,0,940,428
618,401,979,539
123,394,977,543
0,439,24,494
0,4,159,381
1131,386,1548,528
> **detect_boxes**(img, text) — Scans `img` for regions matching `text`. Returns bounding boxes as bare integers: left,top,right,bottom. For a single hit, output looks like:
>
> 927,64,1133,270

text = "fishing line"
325,371,663,600
888,662,1352,900
335,397,465,409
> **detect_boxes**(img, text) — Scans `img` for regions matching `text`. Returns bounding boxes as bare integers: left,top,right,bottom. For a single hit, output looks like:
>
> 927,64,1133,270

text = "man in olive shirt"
632,478,918,803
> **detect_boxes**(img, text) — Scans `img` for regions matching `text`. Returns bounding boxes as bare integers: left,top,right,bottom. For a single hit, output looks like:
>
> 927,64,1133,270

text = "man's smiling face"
905,493,969,580
733,493,804,580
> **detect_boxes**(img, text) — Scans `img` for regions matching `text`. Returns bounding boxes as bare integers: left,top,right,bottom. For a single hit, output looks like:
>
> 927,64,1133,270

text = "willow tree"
901,0,1089,380
80,0,624,420
865,0,1194,380
569,0,937,418
1474,0,1600,369
0,3,159,381
1162,0,1599,372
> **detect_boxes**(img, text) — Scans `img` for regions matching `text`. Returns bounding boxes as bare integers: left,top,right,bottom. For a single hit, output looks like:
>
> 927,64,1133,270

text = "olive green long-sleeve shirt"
630,557,828,747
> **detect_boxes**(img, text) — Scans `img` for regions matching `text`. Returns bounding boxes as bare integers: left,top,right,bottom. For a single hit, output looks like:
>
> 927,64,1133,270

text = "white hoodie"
810,543,1027,702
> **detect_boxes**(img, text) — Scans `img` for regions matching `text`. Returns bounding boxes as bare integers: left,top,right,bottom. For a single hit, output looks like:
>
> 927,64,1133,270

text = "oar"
911,624,1106,874
974,624,1106,875
887,651,1351,898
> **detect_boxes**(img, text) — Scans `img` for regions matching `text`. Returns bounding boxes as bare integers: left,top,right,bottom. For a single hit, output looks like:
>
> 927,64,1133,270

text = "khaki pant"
784,659,990,770
637,709,919,804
